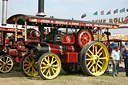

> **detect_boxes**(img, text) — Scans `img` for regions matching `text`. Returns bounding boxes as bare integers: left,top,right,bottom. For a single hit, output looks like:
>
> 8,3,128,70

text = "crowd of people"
109,42,128,77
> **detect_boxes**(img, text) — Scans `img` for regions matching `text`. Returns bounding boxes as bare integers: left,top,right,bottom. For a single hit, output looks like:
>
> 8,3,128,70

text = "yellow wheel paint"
39,53,61,80
85,42,109,76
22,54,38,76
0,55,13,73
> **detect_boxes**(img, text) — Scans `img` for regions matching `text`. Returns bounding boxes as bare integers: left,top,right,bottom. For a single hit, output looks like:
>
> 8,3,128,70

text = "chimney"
2,0,8,26
36,0,46,17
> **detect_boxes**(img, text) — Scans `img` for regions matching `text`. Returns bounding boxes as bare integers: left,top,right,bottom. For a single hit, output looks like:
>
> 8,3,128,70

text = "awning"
7,14,119,29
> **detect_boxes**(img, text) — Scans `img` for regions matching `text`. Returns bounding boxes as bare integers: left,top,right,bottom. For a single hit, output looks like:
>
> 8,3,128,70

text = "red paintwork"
0,27,23,32
61,52,78,63
27,38,40,43
9,49,18,56
48,44,75,55
61,35,75,45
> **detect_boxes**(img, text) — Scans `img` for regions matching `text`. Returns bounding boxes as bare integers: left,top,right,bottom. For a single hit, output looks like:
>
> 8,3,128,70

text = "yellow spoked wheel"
20,53,38,77
37,53,61,80
80,41,109,76
0,55,14,73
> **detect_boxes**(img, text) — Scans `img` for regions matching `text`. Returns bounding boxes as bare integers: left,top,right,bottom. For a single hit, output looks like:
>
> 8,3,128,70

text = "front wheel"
37,53,61,80
20,53,38,77
80,41,109,76
0,54,14,73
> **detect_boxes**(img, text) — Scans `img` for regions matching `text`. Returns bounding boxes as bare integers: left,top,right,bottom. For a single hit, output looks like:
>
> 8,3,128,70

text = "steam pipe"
2,0,8,26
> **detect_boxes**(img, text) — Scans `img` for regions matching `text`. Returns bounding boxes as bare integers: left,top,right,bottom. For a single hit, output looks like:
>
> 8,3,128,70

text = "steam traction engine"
7,14,119,79
0,27,29,73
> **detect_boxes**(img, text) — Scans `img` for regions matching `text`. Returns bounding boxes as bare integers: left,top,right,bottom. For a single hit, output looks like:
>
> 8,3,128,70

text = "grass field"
0,66,128,85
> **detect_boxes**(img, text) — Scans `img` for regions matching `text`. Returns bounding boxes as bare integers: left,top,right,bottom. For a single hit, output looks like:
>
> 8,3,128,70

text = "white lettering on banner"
55,21,68,25
41,20,50,23
86,24,92,26
72,22,79,25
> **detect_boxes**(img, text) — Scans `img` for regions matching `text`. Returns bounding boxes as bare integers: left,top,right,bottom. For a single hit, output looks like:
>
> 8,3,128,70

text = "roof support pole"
25,21,27,42
15,22,18,42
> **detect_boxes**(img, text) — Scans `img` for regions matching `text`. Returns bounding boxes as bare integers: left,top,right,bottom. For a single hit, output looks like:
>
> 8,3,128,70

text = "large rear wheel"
20,53,38,77
37,53,61,80
80,41,109,76
0,54,14,73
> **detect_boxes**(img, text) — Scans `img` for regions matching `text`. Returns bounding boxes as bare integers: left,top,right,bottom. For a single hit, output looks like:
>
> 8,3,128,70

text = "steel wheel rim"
0,56,13,73
85,42,109,76
40,54,61,79
23,54,38,76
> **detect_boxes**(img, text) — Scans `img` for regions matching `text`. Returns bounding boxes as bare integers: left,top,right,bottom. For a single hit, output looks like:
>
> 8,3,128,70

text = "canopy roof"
7,14,119,29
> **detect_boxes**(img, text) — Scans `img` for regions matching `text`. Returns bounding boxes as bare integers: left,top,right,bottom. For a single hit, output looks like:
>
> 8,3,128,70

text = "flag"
120,8,125,13
81,13,87,18
101,10,104,15
114,9,118,14
124,15,128,24
126,8,128,12
106,10,111,15
93,11,98,15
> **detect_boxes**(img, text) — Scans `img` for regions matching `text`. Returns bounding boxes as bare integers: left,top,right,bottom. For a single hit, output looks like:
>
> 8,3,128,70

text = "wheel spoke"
95,46,98,55
97,47,103,54
24,66,30,71
51,60,57,65
52,64,58,68
96,64,97,73
24,64,30,67
6,66,10,69
46,69,50,76
42,68,47,73
52,68,55,74
92,66,95,73
87,61,91,67
0,59,3,63
26,57,30,62
99,57,107,60
88,49,94,56
47,56,50,63
33,67,37,73
86,58,93,61
98,60,103,64
49,69,51,76
6,57,9,63
88,63,94,70
7,60,11,63
97,63,102,69
52,68,57,71
92,45,94,53
41,61,47,65
41,66,48,69
44,58,49,64
31,67,34,75
51,57,55,64
7,63,13,66
3,57,5,62
98,52,103,58
86,53,92,58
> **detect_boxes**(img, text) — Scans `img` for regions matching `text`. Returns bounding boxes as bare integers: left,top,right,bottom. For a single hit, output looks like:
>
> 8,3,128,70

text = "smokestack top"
36,0,46,17
2,0,8,26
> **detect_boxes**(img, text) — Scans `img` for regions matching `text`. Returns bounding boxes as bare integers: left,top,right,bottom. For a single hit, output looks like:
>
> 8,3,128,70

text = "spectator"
122,45,128,77
110,44,121,77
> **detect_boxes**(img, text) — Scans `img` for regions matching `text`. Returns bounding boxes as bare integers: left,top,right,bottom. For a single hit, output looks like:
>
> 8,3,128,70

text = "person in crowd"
122,44,128,77
110,43,121,77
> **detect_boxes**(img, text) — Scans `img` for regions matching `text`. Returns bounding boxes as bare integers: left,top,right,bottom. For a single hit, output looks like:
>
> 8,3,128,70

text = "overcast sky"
0,0,128,33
